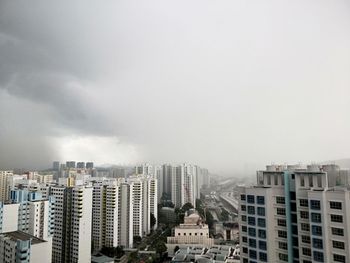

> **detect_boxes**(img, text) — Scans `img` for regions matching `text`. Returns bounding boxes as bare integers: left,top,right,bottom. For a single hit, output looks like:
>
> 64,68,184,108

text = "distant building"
66,161,76,169
77,162,85,169
0,171,13,202
86,162,94,169
53,161,60,171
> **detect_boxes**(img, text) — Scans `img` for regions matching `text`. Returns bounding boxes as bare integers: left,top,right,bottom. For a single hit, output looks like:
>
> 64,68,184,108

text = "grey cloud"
0,0,350,174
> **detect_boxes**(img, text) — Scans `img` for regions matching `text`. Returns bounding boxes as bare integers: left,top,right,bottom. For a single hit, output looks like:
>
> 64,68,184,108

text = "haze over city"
1,0,350,175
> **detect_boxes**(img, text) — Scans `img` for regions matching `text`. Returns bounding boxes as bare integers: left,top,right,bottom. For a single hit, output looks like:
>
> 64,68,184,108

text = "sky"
0,0,349,175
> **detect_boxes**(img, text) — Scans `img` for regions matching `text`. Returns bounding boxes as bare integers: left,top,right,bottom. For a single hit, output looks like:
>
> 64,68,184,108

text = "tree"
221,208,230,221
133,235,142,244
150,213,156,230
128,251,138,263
181,202,194,213
154,241,167,255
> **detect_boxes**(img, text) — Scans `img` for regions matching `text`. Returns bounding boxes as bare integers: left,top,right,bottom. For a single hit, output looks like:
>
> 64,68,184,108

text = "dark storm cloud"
0,0,350,174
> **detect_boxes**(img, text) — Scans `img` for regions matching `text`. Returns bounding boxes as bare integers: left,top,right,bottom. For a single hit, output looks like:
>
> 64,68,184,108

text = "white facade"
0,231,51,263
167,210,214,252
92,182,120,252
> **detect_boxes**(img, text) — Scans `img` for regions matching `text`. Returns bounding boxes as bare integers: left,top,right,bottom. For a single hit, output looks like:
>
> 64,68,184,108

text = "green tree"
128,251,138,263
154,241,167,255
181,202,194,213
150,213,157,230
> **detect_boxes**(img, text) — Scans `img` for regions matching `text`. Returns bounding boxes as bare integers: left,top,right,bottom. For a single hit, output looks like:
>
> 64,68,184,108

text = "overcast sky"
0,0,349,175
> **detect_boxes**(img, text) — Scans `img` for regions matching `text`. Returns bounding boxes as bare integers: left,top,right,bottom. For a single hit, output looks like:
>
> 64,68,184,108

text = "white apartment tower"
92,175,157,249
239,164,350,263
51,186,92,263
92,182,120,252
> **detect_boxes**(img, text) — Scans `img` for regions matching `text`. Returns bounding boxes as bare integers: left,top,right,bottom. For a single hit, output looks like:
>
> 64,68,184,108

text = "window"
259,252,267,262
278,242,287,250
278,230,287,238
333,254,346,263
276,196,285,204
300,223,310,231
241,205,246,211
300,211,309,219
249,238,256,248
257,196,265,205
242,247,248,253
277,219,286,227
258,218,266,228
279,253,288,262
311,213,322,223
241,194,246,201
248,216,256,226
248,227,256,237
310,200,321,210
330,201,342,210
259,240,267,250
249,249,257,259
312,225,322,236
301,235,310,244
257,207,265,216
274,174,278,185
242,236,247,243
299,199,308,207
300,175,305,187
331,227,344,236
247,206,255,215
247,195,255,204
331,214,343,223
313,251,324,262
312,238,323,249
277,208,286,215
309,174,313,187
258,229,266,239
302,247,311,256
241,215,247,222
333,240,345,250
241,225,247,232
317,175,322,187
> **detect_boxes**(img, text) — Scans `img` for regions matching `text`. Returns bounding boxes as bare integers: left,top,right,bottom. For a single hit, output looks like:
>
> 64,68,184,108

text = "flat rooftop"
2,231,46,245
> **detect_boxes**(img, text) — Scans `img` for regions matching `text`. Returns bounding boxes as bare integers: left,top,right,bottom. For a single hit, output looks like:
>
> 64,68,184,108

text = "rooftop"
1,231,46,245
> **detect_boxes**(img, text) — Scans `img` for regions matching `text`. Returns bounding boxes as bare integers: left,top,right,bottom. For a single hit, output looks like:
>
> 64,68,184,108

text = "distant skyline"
1,0,350,175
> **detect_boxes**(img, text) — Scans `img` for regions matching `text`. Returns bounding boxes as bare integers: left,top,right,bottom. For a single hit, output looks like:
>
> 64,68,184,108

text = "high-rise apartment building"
92,175,157,249
77,162,85,169
86,162,94,169
9,190,54,241
66,161,76,169
53,161,60,171
239,164,350,263
51,186,92,263
0,171,13,202
92,182,120,252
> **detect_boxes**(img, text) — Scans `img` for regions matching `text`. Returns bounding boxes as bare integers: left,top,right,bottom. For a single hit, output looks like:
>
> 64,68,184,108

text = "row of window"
241,195,265,205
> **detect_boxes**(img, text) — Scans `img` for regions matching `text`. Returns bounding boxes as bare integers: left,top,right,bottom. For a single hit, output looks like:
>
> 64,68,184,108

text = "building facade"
239,164,350,263
51,186,93,263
